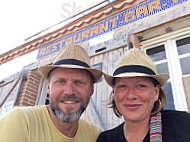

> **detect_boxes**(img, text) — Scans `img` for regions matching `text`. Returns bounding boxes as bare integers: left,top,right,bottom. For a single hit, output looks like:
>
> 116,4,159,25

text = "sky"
0,0,103,80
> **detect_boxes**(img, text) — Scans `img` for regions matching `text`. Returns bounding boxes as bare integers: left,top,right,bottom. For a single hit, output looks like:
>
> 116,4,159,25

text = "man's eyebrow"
53,77,66,81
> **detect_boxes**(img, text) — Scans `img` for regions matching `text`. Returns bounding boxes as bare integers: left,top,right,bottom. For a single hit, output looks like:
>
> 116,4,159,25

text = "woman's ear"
154,85,160,101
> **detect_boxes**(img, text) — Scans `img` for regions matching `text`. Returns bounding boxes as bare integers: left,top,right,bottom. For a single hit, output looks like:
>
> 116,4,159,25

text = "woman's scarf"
150,112,162,142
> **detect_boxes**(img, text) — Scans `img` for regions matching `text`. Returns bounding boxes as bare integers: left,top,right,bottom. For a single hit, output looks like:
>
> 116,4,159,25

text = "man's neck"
46,106,79,138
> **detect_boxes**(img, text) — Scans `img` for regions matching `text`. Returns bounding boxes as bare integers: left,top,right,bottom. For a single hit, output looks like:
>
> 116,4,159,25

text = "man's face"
47,68,94,123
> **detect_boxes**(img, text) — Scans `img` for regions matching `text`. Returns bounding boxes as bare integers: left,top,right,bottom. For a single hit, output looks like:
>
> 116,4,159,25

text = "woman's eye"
75,81,83,85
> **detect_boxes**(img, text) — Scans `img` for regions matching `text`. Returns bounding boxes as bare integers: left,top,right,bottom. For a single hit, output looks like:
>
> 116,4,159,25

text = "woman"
97,48,190,142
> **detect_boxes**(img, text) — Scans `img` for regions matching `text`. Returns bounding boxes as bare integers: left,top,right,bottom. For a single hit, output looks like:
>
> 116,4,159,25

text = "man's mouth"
62,100,78,104
59,99,80,105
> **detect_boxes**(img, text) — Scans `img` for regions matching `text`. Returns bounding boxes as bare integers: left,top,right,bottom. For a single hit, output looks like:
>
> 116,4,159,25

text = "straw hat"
104,48,169,87
38,44,102,82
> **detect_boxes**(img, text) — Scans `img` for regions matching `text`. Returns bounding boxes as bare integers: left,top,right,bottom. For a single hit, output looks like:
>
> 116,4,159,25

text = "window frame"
140,26,190,111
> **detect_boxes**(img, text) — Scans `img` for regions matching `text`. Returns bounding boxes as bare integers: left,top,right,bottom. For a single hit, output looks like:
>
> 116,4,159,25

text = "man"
0,44,102,142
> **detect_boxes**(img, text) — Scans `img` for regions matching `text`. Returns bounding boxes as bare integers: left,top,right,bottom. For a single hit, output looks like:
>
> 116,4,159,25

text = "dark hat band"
53,59,90,68
113,65,156,76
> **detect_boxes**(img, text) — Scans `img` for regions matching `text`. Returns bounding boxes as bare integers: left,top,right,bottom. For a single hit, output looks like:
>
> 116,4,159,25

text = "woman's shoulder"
101,122,124,135
161,109,190,130
96,122,126,142
161,109,190,118
161,110,190,141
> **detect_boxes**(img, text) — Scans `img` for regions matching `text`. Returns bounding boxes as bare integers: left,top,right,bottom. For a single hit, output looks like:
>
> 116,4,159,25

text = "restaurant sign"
37,0,187,59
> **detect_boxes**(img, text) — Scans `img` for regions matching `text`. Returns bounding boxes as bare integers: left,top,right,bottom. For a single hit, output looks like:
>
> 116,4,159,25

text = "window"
176,36,190,76
141,27,190,111
146,45,175,110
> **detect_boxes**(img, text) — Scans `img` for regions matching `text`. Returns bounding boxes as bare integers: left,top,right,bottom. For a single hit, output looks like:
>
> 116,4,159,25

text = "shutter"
182,76,190,112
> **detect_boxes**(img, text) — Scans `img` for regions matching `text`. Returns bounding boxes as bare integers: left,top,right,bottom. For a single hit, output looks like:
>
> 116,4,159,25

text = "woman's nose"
127,87,137,99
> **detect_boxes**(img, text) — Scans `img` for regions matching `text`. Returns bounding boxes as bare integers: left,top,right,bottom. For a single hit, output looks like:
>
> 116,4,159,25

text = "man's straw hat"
104,48,169,87
39,44,102,82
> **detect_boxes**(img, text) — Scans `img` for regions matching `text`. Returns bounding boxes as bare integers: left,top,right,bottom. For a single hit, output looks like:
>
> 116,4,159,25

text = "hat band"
53,59,90,68
113,65,156,76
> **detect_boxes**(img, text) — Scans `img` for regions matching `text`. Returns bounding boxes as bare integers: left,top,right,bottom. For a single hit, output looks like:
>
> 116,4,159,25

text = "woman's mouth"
124,104,141,110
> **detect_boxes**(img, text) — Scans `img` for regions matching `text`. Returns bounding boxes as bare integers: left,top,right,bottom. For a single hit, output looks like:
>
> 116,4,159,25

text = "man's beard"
50,95,87,123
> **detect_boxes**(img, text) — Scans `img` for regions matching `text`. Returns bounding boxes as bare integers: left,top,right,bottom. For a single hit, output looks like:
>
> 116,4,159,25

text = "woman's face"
113,76,160,123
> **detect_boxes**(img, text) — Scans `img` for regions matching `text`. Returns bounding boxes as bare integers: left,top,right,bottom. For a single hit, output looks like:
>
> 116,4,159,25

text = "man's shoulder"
18,105,46,112
19,105,48,119
79,119,101,130
75,119,102,141
78,119,102,135
1,105,46,120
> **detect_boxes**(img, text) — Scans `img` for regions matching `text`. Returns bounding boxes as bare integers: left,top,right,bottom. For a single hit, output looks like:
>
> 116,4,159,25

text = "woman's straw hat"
38,44,102,82
104,48,169,87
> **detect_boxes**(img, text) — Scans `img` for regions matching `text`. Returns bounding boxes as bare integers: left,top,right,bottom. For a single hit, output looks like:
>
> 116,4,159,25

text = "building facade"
0,0,190,130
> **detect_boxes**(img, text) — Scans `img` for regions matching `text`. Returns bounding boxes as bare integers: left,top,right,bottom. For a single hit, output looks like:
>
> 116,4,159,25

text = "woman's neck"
123,118,150,142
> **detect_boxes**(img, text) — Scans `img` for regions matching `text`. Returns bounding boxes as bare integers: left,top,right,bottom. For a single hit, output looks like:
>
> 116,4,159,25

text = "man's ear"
90,85,94,96
112,87,116,99
47,81,50,94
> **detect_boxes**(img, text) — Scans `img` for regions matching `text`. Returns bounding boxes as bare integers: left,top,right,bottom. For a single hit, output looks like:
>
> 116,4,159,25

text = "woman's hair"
109,77,167,117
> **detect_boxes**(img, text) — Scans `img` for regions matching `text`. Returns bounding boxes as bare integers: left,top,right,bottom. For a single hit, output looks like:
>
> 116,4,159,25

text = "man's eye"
118,85,126,88
56,80,64,84
138,84,146,88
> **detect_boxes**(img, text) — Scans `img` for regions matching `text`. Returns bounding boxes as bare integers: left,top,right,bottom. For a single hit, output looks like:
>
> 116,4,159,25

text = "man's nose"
64,83,75,95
